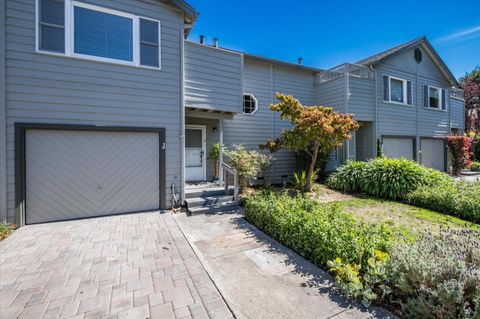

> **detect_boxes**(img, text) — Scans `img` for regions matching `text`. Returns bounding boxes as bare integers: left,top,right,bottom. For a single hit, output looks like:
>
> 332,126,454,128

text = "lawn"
312,184,479,236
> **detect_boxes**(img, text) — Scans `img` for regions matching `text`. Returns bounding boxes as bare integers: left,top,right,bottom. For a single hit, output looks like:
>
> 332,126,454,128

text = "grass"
0,224,16,241
312,184,479,237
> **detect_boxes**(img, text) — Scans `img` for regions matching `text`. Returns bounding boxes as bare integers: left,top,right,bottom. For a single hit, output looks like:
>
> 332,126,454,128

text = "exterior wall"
315,77,345,112
450,97,465,131
348,77,375,121
4,0,184,222
185,117,220,181
0,0,6,223
223,58,317,183
184,42,243,113
374,46,459,161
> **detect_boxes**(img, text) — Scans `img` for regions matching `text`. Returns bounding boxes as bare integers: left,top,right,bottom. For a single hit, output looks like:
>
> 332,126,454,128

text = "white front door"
185,126,206,181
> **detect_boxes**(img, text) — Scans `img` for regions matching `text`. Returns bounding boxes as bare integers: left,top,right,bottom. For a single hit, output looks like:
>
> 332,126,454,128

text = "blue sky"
186,0,479,79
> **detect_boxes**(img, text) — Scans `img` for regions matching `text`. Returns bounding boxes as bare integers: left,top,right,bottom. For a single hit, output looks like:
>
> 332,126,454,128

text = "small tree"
446,136,472,175
261,94,359,192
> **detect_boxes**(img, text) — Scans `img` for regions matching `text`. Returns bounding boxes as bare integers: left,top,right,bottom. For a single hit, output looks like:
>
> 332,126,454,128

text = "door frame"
185,125,206,181
15,123,166,226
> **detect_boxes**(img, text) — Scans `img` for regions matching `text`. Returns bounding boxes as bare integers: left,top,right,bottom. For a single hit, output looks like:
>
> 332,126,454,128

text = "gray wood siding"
223,58,317,183
184,42,243,113
348,77,374,121
5,0,184,222
450,97,465,131
0,0,6,223
315,77,345,112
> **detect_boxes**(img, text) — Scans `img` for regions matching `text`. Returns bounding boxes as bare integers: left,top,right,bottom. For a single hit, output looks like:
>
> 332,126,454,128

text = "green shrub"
224,145,272,188
327,158,446,200
326,161,367,193
293,170,318,191
406,180,480,224
388,230,480,318
472,162,480,172
244,191,393,268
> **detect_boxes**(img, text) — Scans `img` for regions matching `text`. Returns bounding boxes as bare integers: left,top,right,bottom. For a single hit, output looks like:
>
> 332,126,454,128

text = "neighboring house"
0,0,464,226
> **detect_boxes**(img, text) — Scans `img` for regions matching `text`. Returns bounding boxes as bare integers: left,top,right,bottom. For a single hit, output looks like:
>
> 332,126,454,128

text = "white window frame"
35,0,162,70
388,76,409,106
242,93,258,115
427,85,445,111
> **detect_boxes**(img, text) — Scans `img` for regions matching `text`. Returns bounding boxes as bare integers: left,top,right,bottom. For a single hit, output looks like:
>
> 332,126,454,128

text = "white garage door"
26,130,160,224
421,138,445,171
382,137,414,160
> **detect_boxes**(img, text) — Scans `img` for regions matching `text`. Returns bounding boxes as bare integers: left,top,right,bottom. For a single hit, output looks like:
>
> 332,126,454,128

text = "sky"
186,0,480,79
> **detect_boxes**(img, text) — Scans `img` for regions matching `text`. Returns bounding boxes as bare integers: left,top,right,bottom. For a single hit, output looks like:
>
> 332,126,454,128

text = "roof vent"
414,48,422,63
298,57,303,65
213,38,219,48
200,35,204,44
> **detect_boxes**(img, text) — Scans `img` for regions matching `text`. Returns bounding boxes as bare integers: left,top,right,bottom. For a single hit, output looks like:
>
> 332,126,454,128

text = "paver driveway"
0,212,232,319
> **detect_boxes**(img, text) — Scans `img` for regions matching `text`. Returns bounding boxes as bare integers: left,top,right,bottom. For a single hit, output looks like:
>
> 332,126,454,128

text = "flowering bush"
224,145,272,188
447,136,473,175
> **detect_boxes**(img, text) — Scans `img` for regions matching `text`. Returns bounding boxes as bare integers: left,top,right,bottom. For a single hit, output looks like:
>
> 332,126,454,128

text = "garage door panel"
421,138,445,171
383,137,414,160
26,130,160,224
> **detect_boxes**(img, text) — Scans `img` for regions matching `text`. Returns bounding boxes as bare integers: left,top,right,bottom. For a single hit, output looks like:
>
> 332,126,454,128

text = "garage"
17,125,165,224
421,138,446,171
382,137,415,160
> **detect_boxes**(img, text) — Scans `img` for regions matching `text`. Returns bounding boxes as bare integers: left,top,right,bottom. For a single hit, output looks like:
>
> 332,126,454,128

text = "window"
39,0,65,53
36,0,161,69
382,75,412,105
424,85,446,110
243,94,258,114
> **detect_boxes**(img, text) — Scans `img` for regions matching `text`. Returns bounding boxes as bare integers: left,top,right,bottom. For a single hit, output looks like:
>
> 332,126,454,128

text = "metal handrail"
222,162,239,203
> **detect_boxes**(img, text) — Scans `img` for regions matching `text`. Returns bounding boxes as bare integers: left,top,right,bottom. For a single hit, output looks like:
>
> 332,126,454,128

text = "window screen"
74,6,133,62
140,19,160,67
390,78,404,103
429,87,440,109
39,0,65,53
243,94,257,114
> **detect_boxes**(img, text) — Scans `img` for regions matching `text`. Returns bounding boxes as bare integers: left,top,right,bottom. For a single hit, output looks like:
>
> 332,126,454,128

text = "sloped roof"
164,0,198,36
356,36,459,86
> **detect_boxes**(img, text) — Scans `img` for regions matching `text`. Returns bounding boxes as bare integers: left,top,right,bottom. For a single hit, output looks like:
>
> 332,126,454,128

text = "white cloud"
435,25,480,43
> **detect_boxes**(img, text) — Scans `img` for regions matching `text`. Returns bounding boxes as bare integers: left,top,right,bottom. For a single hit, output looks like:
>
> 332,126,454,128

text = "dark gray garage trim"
381,135,417,161
15,123,166,226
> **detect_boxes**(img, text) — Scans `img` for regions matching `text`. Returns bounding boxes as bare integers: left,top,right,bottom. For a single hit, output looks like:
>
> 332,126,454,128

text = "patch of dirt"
309,187,357,203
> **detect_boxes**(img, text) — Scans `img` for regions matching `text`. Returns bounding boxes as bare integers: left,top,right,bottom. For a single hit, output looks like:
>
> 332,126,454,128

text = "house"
0,0,464,226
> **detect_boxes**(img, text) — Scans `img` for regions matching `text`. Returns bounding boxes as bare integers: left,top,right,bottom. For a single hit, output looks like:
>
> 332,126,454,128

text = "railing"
317,63,374,83
450,88,465,100
222,162,239,203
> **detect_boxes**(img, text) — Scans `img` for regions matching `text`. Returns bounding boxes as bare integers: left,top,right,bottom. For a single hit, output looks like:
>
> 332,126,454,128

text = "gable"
379,45,451,87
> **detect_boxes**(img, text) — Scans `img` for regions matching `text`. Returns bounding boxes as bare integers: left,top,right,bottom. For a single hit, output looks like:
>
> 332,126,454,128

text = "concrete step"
185,187,233,199
185,195,234,209
188,201,240,215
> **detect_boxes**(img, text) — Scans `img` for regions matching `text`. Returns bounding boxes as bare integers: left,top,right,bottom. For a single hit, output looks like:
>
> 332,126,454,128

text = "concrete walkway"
0,212,232,319
174,211,395,319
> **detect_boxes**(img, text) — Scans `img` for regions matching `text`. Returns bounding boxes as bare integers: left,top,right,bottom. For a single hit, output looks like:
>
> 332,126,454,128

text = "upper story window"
424,85,446,110
383,75,412,105
37,0,161,69
242,94,258,115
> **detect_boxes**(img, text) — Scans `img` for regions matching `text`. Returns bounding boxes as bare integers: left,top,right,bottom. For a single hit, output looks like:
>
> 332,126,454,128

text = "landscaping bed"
244,190,480,318
0,224,16,241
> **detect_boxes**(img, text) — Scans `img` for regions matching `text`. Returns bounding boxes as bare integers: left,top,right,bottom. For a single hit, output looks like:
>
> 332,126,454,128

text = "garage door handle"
162,143,166,150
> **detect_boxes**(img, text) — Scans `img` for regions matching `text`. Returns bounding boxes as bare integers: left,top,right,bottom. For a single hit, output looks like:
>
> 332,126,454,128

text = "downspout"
180,21,186,203
415,63,420,163
370,65,378,157
0,0,6,223
344,68,350,161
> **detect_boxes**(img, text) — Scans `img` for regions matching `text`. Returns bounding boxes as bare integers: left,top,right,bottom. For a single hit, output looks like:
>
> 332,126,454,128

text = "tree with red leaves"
459,67,480,137
261,94,358,192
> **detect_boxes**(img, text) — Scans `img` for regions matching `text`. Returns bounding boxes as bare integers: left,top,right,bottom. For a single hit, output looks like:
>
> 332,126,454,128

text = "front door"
185,126,206,181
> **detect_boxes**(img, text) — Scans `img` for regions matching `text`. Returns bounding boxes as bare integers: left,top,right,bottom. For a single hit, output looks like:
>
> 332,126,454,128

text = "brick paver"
0,212,233,319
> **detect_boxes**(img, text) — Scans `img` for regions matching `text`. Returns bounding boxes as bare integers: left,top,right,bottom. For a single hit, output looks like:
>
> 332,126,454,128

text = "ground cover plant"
0,224,16,240
244,190,480,317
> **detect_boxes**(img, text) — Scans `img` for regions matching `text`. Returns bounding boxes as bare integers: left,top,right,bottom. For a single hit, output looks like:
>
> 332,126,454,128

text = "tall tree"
261,94,358,192
459,66,480,137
